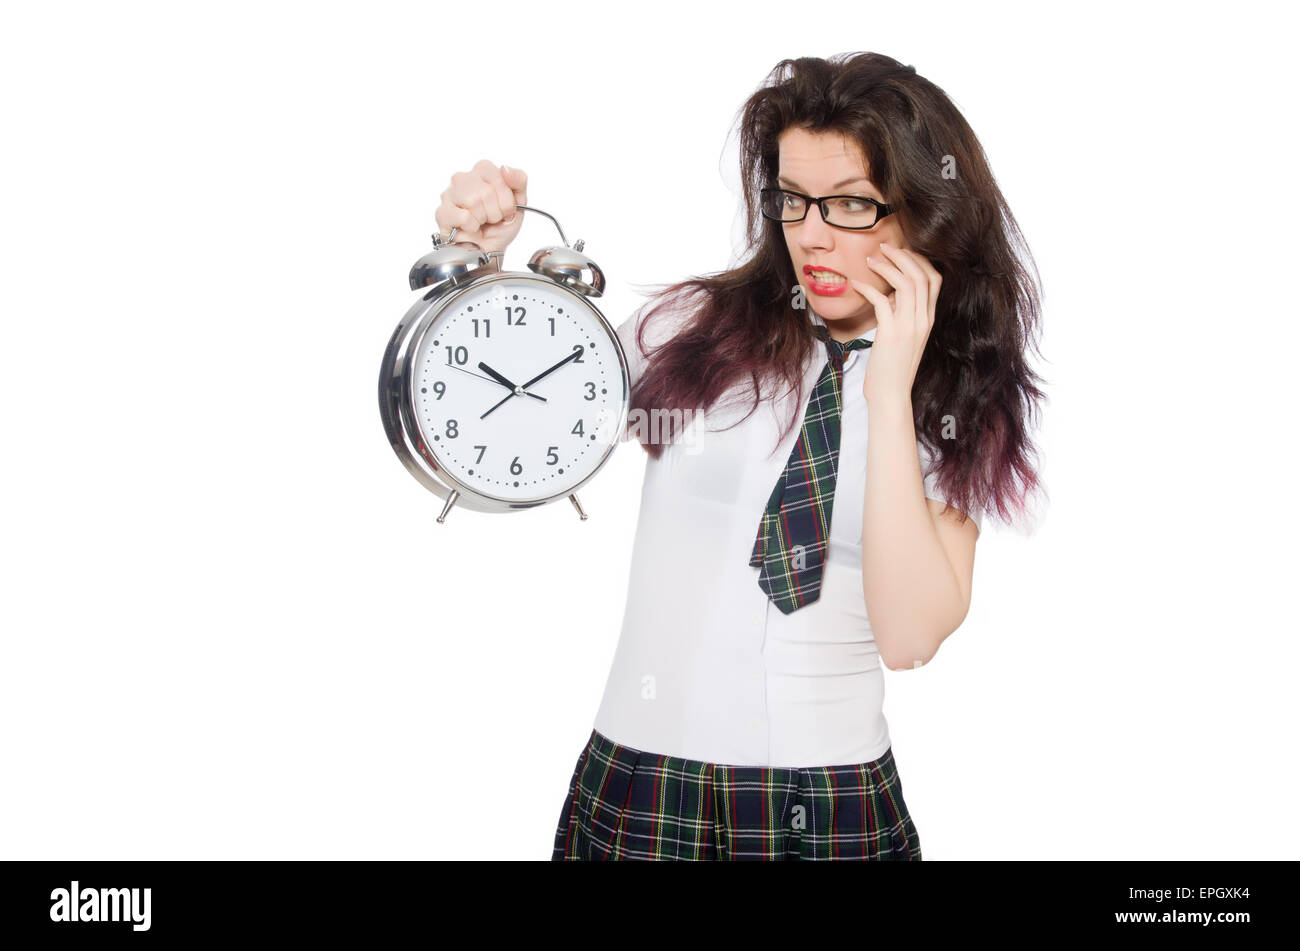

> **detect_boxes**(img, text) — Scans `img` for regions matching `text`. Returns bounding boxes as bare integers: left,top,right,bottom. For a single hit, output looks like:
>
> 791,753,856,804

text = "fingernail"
502,164,512,173
881,242,891,249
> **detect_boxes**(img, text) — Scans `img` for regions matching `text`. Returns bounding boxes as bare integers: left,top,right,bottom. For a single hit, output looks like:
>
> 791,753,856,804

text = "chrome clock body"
380,218,630,522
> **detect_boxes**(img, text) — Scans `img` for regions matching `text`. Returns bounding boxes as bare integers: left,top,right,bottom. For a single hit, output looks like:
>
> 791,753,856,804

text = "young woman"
436,52,1044,861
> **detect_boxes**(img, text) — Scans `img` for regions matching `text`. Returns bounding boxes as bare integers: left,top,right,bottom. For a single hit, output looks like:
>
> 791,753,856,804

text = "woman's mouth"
803,264,848,296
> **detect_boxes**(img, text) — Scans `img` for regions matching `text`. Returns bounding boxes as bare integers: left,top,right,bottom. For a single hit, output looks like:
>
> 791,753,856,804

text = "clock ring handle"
437,205,570,250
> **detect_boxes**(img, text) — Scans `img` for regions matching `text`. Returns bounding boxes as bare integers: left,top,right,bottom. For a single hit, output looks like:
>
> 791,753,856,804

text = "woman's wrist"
865,392,913,423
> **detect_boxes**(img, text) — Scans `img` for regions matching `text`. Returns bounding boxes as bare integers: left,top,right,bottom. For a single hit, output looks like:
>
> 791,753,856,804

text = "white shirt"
592,297,982,768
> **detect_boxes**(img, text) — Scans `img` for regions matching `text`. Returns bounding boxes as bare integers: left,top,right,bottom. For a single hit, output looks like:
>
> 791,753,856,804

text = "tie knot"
824,335,873,362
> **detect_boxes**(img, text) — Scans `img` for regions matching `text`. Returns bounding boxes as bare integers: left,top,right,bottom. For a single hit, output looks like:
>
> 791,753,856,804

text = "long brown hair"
627,52,1047,529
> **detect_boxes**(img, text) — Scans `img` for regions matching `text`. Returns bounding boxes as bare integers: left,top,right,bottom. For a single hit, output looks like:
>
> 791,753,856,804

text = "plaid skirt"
551,727,922,861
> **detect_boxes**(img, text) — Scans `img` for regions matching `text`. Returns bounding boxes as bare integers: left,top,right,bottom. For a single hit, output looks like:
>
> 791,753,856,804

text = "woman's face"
776,126,908,335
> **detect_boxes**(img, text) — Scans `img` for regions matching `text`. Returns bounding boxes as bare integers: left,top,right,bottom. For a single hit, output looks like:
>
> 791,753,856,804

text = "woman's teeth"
810,271,845,284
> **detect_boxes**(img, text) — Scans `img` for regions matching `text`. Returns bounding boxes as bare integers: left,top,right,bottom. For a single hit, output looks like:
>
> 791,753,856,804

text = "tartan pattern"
552,728,921,861
749,331,873,613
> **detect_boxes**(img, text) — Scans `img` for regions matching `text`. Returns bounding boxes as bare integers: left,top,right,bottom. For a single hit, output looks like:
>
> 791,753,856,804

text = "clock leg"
436,490,460,524
568,494,588,521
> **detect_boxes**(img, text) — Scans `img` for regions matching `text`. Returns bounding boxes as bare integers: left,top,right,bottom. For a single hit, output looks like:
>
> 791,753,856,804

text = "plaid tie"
749,328,873,614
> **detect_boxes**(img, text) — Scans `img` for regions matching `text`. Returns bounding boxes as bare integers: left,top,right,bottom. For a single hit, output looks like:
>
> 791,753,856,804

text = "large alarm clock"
379,206,630,523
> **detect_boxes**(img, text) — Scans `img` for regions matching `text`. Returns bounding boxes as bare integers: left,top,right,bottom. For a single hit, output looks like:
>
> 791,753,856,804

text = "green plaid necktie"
749,328,873,614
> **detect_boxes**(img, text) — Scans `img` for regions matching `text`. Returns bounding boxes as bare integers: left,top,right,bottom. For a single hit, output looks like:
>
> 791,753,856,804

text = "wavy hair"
627,51,1046,529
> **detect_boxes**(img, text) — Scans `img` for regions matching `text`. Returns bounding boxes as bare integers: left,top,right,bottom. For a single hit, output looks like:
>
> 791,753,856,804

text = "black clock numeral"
445,345,468,365
584,382,596,400
432,381,446,399
505,306,526,326
473,444,486,464
571,419,585,437
445,419,459,438
546,446,559,465
548,317,556,336
509,456,522,475
571,344,585,363
472,318,491,338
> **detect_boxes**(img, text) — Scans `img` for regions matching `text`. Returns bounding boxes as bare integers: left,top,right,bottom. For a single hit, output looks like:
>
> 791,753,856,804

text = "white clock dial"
411,277,626,504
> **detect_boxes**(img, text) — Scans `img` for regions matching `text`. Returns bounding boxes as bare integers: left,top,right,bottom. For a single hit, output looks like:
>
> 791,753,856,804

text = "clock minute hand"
480,349,583,421
520,348,584,390
480,390,515,420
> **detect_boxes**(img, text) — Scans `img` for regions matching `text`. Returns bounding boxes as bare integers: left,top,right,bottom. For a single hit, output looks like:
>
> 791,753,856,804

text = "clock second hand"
443,361,547,403
475,362,548,403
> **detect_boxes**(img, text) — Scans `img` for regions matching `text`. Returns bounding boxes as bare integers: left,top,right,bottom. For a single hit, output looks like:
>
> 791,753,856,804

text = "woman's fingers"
863,256,902,337
500,164,528,212
865,253,910,321
434,160,530,253
435,199,475,237
449,171,494,228
849,277,892,329
471,159,514,224
873,244,924,336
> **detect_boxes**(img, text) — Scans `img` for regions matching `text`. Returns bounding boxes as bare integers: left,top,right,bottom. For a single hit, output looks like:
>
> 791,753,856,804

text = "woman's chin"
810,296,868,319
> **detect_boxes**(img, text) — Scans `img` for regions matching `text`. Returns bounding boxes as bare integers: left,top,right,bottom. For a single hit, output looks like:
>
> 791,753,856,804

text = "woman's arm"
850,242,977,670
861,394,977,670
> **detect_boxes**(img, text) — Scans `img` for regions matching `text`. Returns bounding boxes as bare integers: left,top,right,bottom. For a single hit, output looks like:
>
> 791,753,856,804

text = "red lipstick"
803,264,848,297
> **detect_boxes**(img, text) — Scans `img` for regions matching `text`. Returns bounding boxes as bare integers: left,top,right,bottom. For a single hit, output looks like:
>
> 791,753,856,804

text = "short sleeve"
919,440,983,535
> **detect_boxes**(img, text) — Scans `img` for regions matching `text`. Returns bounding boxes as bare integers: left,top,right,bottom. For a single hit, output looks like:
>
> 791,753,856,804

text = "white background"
2,0,1296,861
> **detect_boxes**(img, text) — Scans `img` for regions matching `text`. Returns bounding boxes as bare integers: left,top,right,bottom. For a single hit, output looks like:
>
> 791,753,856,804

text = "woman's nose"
794,209,835,248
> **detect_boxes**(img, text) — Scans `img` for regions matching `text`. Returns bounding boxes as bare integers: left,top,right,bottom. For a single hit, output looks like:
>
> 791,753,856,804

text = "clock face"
410,275,627,504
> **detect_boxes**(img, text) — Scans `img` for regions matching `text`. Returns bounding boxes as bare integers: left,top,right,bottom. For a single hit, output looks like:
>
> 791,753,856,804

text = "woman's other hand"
849,243,943,406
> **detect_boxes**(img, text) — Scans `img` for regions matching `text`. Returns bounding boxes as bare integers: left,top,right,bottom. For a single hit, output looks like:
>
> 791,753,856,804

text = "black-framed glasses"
759,187,895,230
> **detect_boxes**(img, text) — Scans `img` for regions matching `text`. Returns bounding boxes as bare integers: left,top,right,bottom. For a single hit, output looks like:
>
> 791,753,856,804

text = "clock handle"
440,204,571,249
568,494,588,521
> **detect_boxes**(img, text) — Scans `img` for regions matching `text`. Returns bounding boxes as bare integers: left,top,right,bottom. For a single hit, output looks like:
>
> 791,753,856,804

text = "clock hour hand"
444,361,545,399
478,350,582,420
476,362,547,403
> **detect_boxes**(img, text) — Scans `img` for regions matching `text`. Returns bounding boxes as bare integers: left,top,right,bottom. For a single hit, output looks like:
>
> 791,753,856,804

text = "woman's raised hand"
434,160,529,255
848,242,943,407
